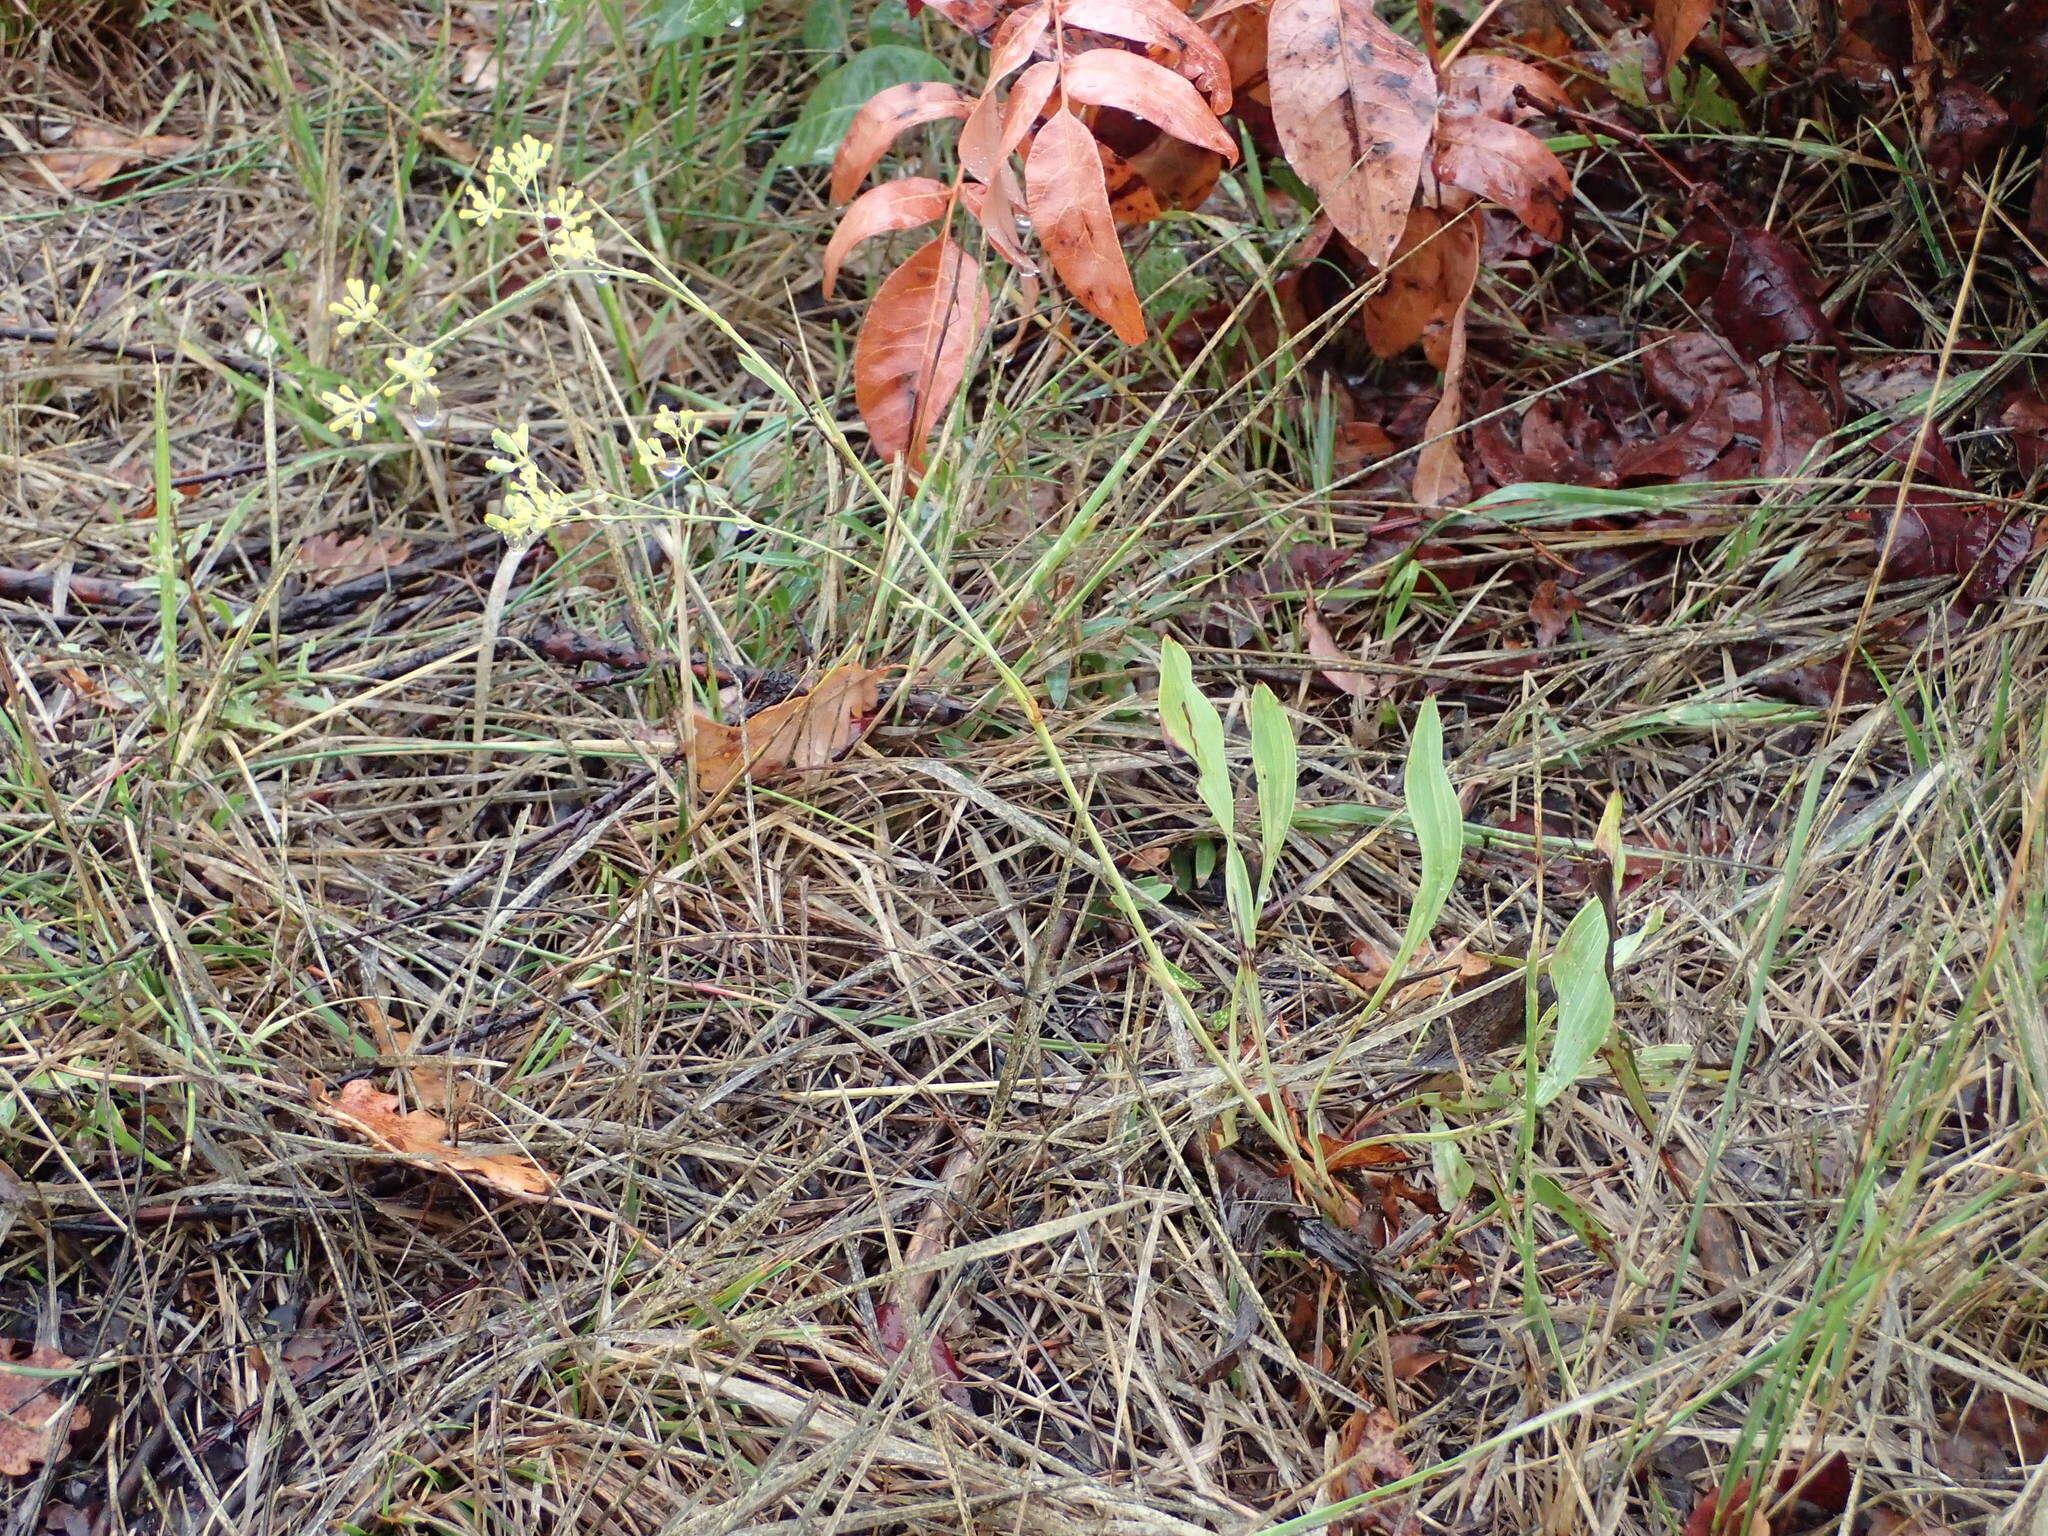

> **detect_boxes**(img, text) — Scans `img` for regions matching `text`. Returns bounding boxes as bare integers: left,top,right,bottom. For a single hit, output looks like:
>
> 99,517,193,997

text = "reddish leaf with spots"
1267,0,1437,267
1027,109,1146,343
854,237,988,466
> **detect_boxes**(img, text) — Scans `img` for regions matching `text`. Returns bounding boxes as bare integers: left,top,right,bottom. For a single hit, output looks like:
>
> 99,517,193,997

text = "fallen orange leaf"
320,1078,553,1198
31,125,198,193
0,1341,88,1478
682,665,886,798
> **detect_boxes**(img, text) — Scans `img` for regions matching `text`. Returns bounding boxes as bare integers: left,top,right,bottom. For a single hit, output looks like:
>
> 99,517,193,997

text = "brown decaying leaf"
830,83,976,204
1867,1512,1962,1536
1303,604,1380,700
2001,388,2048,477
30,126,198,193
1712,227,1835,362
1027,109,1147,343
1360,207,1480,360
321,1078,554,1197
0,1341,88,1477
1326,1405,1420,1534
1528,579,1579,645
917,0,1002,35
682,664,887,797
299,531,417,586
824,178,954,296
1060,48,1239,159
1431,110,1569,242
1383,1331,1448,1381
1268,0,1437,268
1921,80,2009,183
1651,0,1716,74
1411,224,1478,505
852,236,989,465
1116,133,1223,220
1615,390,1736,483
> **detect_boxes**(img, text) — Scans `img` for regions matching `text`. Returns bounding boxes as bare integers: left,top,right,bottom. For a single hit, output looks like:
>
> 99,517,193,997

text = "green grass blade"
1536,901,1614,1107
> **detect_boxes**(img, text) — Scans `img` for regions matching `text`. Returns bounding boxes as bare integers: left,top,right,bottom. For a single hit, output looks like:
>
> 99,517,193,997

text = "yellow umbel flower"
384,346,440,408
318,383,380,440
327,278,382,340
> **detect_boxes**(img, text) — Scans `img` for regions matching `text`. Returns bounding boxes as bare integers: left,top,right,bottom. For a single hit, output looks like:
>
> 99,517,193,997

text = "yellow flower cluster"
633,405,707,482
480,423,591,542
455,134,600,265
316,281,442,439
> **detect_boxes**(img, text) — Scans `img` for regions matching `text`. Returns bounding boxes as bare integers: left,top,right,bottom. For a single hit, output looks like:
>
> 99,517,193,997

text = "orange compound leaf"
1060,0,1234,110
854,236,990,467
961,168,1038,272
1268,0,1436,267
1061,48,1239,159
1027,108,1147,343
824,178,955,296
829,82,975,204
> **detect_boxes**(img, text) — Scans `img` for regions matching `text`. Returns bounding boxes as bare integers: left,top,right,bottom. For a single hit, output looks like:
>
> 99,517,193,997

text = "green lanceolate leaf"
1535,901,1614,1107
1247,684,1297,900
1158,637,1235,833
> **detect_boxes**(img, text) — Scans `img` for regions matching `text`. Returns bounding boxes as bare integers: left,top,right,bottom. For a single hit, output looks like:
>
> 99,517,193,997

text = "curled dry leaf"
853,236,989,465
1528,579,1580,645
1411,217,1480,506
682,664,888,797
830,83,976,204
1326,1405,1420,1534
321,1078,554,1197
0,1341,88,1477
1027,109,1147,343
824,178,954,296
1060,48,1239,159
1304,604,1381,700
2001,388,2048,476
1268,0,1437,268
30,125,198,193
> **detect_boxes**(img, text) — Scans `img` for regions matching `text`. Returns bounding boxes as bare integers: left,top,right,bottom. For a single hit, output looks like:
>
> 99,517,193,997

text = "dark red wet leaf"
1616,391,1737,482
1758,363,1834,478
2000,388,2048,476
1923,80,2009,182
1643,331,1750,416
1712,227,1835,362
1872,489,2036,605
1755,657,1885,708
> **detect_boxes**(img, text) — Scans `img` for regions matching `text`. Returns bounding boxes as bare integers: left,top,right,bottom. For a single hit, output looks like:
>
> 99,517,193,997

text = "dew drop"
413,408,442,431
727,13,743,25
659,459,687,482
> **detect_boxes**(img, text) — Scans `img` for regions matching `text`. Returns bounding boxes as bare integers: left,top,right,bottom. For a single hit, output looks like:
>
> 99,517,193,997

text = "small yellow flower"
552,221,601,263
458,179,511,225
487,465,578,541
318,383,381,440
485,423,532,475
652,406,705,441
634,436,668,473
327,278,382,340
487,134,555,194
384,345,439,408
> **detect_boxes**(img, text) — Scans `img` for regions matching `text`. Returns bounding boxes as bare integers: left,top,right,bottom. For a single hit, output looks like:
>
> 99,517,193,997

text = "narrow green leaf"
1404,696,1460,936
1224,847,1256,947
1429,1114,1474,1206
1157,637,1234,832
1248,684,1297,894
1535,902,1614,1107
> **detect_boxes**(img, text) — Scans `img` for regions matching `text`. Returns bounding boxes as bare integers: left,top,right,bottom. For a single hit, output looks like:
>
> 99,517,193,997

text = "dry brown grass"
3,3,2047,1534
